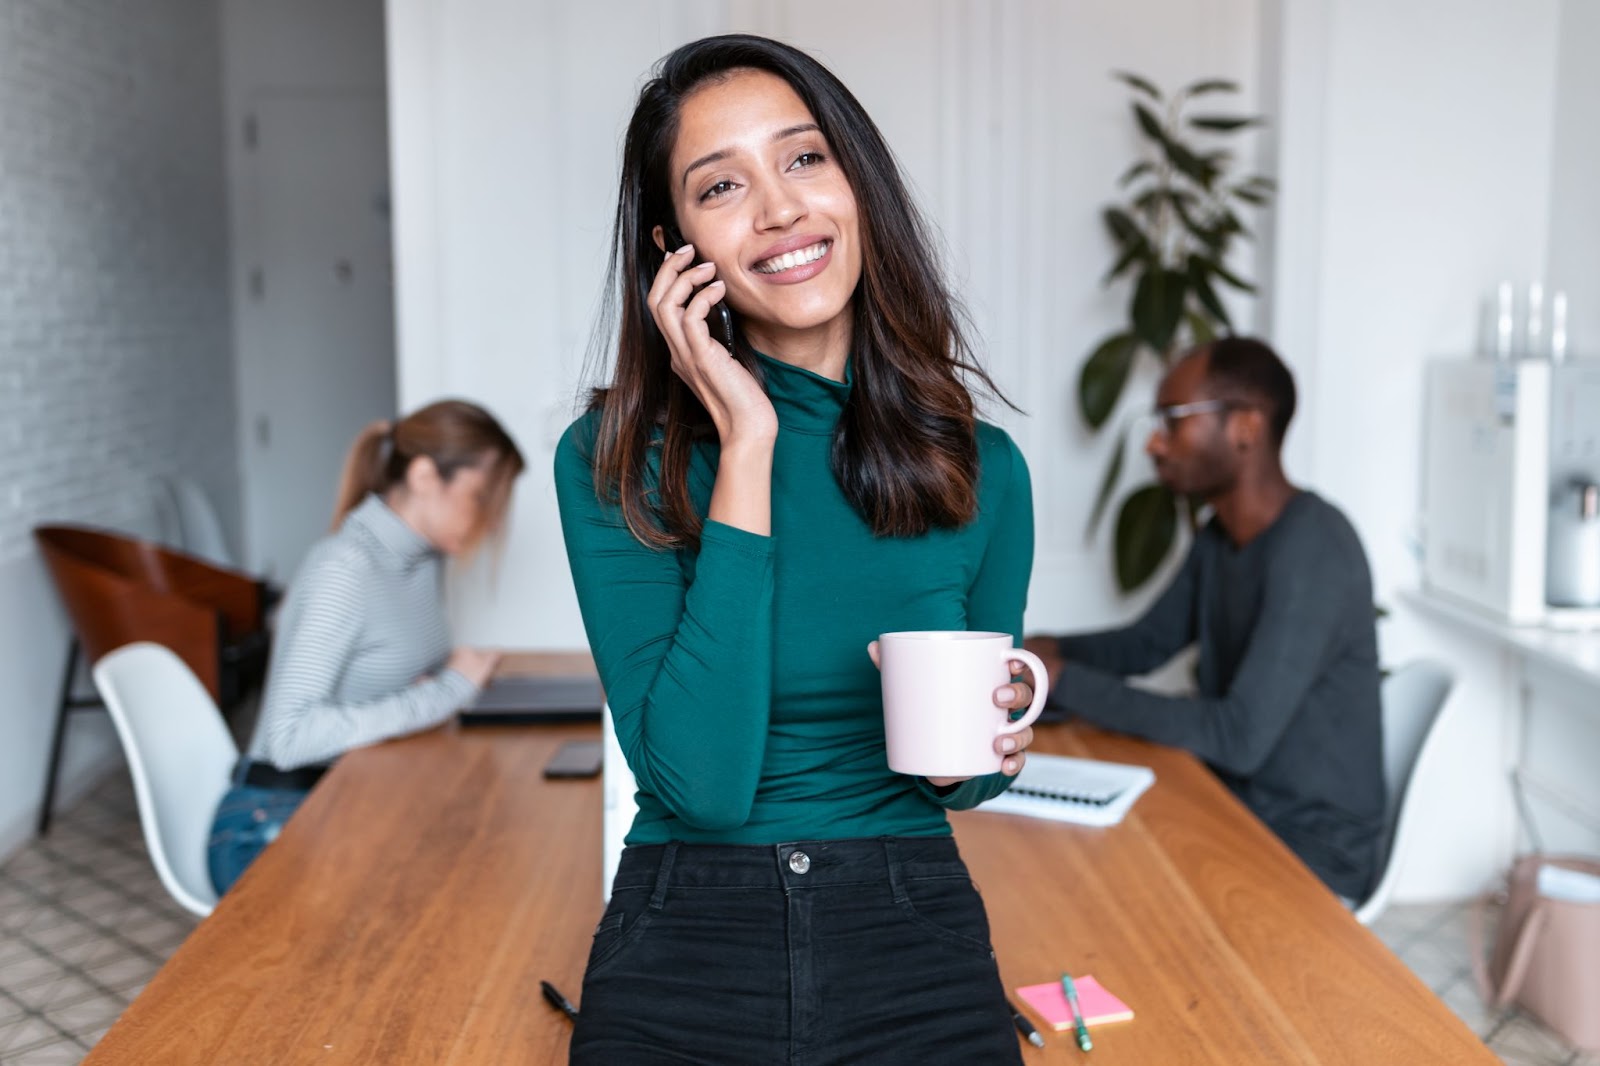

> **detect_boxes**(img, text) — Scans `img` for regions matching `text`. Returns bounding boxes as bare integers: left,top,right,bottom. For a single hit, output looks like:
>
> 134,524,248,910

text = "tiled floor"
1370,900,1600,1066
0,772,1594,1065
0,773,197,1064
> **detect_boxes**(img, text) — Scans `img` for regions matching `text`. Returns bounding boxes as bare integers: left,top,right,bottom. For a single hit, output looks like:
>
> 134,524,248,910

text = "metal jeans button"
788,850,811,874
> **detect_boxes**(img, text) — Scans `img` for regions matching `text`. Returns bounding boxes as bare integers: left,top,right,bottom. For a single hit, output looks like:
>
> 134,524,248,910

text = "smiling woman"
554,33,1039,1066
586,35,1011,554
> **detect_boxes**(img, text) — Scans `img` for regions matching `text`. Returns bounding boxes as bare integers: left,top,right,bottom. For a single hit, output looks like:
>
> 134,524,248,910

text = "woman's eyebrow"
680,123,824,191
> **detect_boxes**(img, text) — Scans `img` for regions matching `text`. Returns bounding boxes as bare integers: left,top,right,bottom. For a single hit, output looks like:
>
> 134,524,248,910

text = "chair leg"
37,640,81,836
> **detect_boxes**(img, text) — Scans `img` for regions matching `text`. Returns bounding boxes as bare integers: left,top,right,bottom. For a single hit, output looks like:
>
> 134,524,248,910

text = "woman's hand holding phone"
648,245,776,449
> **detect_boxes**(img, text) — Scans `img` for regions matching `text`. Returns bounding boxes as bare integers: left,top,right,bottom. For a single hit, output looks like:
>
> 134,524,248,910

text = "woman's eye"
790,151,826,170
699,180,737,201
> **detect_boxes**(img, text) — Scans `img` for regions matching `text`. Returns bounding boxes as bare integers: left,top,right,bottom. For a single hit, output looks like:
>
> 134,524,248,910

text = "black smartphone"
662,223,735,352
542,739,604,779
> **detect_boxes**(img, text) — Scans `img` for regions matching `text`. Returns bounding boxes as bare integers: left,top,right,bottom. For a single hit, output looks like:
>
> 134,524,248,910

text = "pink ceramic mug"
877,631,1049,778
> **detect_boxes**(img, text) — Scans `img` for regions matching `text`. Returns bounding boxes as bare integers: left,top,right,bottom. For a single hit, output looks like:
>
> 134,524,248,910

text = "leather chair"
33,524,272,833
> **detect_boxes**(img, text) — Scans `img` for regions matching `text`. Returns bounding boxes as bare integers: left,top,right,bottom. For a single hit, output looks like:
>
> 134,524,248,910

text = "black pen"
1009,1000,1045,1049
541,980,579,1024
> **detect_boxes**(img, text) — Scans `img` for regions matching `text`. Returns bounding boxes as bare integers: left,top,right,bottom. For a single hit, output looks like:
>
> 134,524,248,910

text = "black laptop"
458,675,605,725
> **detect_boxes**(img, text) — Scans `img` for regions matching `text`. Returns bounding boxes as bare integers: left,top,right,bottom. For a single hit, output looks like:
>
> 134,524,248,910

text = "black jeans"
570,836,1023,1066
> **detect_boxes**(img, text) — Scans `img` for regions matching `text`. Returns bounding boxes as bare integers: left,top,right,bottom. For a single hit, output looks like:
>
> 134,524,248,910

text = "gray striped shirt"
248,494,479,770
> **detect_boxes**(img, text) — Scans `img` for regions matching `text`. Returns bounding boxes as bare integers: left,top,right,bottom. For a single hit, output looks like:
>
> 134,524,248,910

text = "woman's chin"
740,301,854,341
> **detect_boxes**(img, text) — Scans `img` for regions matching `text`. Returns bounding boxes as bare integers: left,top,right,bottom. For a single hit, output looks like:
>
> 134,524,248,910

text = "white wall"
1546,0,1600,358
1266,0,1568,899
221,0,395,579
0,1,236,859
387,0,1264,647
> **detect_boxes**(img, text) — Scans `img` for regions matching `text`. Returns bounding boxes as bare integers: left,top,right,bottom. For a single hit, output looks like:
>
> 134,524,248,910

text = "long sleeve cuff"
434,667,481,712
915,771,1013,811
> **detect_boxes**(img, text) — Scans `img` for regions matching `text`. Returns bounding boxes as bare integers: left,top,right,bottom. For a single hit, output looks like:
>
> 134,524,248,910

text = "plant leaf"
1238,174,1278,190
1114,70,1163,102
1167,193,1205,240
1230,186,1271,206
1160,137,1216,189
1131,268,1188,354
1208,258,1257,294
1132,102,1167,145
1185,309,1217,345
1185,78,1239,96
1188,114,1264,132
1114,484,1180,592
1186,258,1232,330
1078,332,1140,429
1085,424,1129,543
1118,160,1155,187
1102,241,1149,285
1213,209,1251,242
1102,207,1148,249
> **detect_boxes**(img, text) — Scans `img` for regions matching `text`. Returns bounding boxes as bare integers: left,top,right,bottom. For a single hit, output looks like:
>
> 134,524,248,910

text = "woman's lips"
751,240,832,285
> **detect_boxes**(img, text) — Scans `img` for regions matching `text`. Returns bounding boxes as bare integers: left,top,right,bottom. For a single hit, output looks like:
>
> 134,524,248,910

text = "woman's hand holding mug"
867,633,1045,786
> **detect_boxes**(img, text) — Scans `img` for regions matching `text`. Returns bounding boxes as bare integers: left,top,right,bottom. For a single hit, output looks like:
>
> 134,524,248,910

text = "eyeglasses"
1135,399,1240,439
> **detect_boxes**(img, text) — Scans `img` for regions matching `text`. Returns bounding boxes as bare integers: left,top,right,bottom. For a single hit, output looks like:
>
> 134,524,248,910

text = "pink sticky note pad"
1016,975,1134,1031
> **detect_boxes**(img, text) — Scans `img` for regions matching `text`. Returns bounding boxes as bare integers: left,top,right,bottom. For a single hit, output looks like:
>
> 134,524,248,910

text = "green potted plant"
1079,71,1275,592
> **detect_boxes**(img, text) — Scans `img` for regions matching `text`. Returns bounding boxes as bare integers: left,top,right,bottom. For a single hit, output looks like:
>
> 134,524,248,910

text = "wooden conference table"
88,654,1494,1065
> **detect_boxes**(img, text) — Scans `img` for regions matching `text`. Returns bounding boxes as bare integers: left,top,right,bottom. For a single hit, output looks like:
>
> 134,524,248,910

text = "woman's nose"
755,179,806,231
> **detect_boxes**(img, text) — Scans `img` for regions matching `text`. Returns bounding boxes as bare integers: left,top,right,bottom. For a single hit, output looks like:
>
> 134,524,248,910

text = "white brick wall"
0,0,237,558
0,0,237,859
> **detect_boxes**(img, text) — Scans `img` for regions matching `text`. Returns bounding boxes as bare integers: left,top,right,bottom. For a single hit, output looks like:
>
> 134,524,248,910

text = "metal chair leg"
37,641,80,836
37,640,105,836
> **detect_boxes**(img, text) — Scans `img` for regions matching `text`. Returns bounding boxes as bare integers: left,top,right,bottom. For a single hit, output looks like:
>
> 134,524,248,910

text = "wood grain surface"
87,684,1495,1064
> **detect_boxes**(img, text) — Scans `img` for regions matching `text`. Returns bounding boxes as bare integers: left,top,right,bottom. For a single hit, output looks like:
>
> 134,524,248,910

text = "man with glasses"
1025,337,1383,903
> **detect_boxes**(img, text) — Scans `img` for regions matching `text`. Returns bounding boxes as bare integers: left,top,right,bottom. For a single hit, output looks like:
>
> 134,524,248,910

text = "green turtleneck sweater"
555,353,1034,845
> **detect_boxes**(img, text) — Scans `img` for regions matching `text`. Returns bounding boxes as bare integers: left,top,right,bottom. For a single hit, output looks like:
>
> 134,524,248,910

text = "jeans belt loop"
649,842,679,912
882,836,910,905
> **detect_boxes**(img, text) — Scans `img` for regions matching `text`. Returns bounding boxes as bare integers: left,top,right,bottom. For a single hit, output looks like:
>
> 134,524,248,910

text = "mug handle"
996,648,1049,735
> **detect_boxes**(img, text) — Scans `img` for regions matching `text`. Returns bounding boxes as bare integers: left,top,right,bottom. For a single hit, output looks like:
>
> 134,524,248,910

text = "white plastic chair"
601,703,637,901
1354,660,1455,925
154,476,237,568
93,642,239,917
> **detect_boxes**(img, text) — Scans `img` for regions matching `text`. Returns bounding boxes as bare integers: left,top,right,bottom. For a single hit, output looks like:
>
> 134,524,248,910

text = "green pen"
1061,973,1093,1052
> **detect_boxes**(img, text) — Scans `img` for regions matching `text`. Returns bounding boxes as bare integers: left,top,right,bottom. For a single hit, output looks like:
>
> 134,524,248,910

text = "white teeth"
755,241,829,274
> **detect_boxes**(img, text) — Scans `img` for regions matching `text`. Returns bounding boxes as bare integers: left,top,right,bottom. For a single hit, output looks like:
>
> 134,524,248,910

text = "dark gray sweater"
1052,492,1383,900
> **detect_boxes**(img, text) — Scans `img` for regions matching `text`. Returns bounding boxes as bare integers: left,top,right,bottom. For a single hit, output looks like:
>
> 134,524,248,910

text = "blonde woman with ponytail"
208,400,524,894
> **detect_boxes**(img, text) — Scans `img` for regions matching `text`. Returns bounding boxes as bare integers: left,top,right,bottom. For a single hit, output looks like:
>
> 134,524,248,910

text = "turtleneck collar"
755,350,851,436
346,493,437,570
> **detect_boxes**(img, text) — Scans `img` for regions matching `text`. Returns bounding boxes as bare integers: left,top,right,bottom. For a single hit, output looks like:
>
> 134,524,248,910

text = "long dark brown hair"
333,399,524,553
587,34,1012,550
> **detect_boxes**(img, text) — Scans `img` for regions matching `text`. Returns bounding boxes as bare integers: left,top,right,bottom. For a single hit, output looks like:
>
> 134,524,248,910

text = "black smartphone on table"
542,739,604,779
662,223,735,353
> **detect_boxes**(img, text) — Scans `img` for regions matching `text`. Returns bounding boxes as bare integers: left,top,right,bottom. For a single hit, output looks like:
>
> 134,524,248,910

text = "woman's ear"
405,454,443,496
651,224,668,254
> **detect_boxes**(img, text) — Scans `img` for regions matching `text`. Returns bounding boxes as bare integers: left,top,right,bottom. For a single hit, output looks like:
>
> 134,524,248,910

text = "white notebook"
978,753,1155,827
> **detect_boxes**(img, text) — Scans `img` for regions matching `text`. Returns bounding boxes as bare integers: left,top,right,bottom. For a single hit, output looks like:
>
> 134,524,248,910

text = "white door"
236,92,397,579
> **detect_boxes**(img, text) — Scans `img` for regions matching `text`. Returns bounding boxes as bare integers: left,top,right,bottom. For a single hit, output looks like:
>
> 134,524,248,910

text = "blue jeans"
570,836,1023,1066
206,769,309,895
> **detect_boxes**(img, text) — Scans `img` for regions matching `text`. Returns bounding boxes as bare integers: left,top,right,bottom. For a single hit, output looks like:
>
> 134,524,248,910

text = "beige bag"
1474,854,1600,1052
